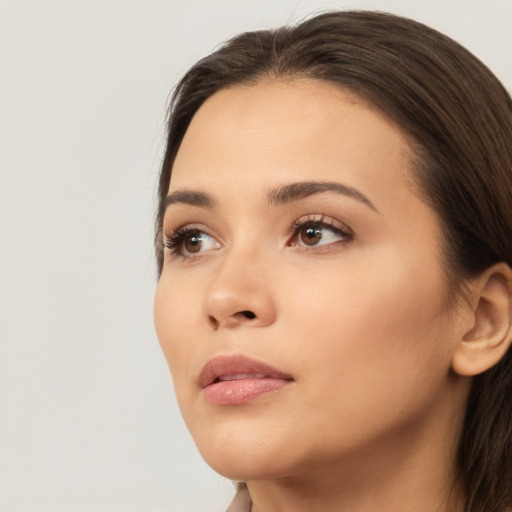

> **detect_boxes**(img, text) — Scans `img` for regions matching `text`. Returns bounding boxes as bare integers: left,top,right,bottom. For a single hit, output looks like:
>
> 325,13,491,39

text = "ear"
452,262,512,377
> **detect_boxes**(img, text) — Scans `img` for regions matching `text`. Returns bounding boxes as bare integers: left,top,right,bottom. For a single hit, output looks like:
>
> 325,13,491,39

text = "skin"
154,79,474,512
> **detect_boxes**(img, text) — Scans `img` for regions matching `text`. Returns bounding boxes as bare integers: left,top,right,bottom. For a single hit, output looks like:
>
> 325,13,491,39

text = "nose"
202,248,277,330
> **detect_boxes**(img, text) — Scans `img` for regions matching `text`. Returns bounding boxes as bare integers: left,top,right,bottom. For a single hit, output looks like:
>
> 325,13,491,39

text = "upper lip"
199,354,294,388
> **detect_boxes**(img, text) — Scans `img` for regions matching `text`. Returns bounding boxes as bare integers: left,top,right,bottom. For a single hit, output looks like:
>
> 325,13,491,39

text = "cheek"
154,275,200,401
289,249,454,415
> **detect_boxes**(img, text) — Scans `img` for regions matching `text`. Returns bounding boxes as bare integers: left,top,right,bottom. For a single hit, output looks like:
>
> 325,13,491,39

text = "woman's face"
154,79,467,481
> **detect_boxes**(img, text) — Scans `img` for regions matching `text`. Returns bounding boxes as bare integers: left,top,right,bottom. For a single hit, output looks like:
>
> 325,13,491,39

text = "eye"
164,227,221,257
289,215,353,249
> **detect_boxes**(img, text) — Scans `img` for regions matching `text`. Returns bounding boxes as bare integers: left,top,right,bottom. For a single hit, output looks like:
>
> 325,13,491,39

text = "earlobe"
452,263,512,377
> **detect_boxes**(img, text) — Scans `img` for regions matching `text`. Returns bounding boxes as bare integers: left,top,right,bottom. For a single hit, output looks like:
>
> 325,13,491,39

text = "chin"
202,447,294,482
191,421,299,481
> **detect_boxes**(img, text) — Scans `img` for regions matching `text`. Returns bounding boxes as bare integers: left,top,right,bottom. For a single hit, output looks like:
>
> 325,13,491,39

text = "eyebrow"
163,190,215,210
164,181,377,213
267,181,377,211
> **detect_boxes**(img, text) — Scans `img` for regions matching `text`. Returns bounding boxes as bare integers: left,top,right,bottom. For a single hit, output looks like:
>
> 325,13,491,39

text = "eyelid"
289,214,354,236
163,223,221,258
288,214,354,248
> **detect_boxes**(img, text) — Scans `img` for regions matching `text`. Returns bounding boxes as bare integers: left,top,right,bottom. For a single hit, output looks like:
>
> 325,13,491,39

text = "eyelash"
288,214,354,248
163,225,213,254
163,215,353,258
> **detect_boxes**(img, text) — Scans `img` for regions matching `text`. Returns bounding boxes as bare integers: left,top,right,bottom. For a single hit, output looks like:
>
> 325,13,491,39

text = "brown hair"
155,11,512,511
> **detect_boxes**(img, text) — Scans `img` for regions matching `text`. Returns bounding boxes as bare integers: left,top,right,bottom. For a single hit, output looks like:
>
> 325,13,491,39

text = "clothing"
226,483,252,512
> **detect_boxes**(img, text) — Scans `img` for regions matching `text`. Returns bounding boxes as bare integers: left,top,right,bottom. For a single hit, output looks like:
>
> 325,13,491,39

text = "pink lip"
199,355,294,405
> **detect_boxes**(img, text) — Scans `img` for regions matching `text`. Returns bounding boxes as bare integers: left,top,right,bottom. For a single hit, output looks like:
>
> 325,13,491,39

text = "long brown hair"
155,11,512,511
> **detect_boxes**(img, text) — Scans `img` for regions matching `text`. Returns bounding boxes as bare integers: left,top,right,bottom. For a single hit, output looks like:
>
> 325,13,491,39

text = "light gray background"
1,1,511,511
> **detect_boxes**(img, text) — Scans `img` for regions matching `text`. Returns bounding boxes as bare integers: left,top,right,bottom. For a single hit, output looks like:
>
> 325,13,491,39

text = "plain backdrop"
1,1,511,511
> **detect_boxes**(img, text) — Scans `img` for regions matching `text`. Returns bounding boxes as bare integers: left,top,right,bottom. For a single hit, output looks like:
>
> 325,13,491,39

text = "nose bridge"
202,240,276,329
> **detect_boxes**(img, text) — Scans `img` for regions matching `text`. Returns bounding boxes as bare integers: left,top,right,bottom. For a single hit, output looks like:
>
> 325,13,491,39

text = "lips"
199,354,294,405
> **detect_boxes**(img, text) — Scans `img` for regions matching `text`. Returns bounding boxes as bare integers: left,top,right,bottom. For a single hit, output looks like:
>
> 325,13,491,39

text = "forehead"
170,79,413,194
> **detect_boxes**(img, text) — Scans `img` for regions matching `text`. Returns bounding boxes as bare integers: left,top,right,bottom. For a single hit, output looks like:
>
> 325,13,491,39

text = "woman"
153,11,512,512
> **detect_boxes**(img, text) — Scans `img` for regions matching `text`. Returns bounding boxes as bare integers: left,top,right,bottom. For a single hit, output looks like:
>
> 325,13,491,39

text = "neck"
247,447,464,512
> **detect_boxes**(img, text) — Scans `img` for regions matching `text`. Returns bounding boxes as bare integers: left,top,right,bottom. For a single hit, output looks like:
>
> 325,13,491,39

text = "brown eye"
183,232,204,253
299,226,323,246
290,218,353,249
164,228,221,257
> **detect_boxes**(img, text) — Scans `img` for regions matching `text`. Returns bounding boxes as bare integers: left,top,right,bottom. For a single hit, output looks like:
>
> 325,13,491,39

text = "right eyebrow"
163,190,215,211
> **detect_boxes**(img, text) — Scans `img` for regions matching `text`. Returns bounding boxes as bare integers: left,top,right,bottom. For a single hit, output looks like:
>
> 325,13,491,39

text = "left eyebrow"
267,181,378,212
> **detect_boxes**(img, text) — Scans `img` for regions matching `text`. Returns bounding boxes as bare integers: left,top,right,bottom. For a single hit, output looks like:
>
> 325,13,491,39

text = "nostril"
240,310,256,319
208,315,219,330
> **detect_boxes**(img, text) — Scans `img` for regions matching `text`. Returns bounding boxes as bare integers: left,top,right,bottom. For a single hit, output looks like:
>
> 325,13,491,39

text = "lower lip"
203,378,291,405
